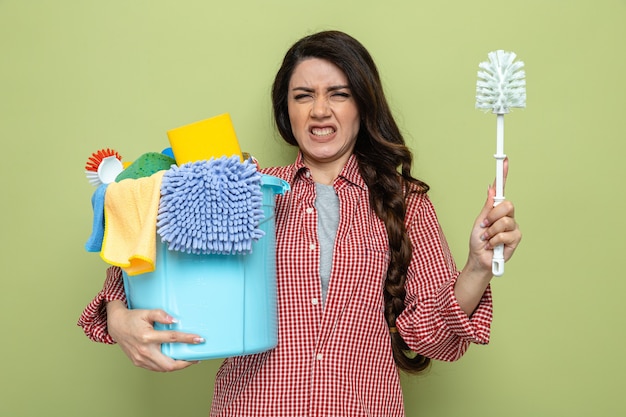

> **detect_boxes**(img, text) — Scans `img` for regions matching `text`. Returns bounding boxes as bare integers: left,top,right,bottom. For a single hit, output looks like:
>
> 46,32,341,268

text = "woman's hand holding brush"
454,158,522,316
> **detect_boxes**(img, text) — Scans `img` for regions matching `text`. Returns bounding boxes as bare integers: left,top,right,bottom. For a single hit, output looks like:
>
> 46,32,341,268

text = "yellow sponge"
167,113,243,165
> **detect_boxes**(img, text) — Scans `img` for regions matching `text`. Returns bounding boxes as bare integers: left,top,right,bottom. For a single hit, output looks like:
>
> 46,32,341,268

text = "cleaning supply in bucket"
157,155,265,255
475,50,526,276
115,152,176,182
167,113,243,165
85,183,108,252
100,171,165,276
84,148,123,187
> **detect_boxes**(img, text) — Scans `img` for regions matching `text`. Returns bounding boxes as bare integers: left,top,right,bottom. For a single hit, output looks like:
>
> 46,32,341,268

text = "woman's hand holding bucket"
106,300,205,372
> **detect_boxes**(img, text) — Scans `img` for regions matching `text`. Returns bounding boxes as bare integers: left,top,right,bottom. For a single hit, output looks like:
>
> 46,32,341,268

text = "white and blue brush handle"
492,114,506,276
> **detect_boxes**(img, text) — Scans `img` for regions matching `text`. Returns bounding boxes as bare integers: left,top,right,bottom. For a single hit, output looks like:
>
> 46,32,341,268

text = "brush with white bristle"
475,50,526,277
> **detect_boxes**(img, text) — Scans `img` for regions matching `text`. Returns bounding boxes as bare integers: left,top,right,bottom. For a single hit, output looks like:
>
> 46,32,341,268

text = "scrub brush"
475,50,526,276
84,148,124,186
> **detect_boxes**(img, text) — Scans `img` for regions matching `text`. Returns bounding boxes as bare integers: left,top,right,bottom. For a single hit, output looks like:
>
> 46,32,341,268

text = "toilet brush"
476,50,526,276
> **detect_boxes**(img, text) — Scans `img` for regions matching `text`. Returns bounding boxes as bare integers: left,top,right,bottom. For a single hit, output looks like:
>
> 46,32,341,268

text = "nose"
310,98,331,118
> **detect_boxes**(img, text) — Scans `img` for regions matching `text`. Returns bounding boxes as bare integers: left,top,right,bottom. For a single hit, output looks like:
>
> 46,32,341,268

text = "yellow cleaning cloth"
100,171,165,275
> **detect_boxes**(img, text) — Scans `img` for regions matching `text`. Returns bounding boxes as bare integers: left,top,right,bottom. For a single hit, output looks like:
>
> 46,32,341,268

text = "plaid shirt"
78,154,492,417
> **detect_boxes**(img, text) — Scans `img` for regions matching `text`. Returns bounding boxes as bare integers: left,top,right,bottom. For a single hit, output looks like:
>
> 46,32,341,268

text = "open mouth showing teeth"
311,127,335,137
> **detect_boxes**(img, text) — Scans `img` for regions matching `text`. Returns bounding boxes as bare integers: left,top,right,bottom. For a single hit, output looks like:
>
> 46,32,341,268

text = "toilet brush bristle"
476,50,526,114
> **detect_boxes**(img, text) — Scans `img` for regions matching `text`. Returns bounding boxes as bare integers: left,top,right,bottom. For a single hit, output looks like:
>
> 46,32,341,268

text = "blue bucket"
122,174,289,361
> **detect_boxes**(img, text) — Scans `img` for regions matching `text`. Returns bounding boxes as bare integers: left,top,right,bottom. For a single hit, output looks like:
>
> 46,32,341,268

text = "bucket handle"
260,175,290,196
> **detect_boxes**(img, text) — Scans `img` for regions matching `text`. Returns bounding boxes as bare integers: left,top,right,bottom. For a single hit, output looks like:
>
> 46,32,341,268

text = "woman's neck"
301,154,350,185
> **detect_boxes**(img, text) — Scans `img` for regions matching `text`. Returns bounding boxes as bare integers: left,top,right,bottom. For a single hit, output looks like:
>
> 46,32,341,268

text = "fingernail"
193,337,205,344
480,219,489,228
480,233,488,241
169,316,179,324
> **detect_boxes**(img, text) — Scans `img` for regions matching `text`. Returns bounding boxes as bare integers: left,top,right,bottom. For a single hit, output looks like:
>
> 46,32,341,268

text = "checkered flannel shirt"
78,154,492,417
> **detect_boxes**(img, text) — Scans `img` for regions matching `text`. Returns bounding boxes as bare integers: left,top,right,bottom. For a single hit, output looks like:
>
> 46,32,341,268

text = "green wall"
1,1,624,416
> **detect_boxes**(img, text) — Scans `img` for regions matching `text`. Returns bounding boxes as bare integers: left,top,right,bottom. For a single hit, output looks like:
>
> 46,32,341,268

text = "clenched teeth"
311,127,335,136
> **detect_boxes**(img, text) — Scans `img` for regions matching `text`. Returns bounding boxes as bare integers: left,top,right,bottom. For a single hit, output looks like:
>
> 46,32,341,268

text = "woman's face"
287,58,360,174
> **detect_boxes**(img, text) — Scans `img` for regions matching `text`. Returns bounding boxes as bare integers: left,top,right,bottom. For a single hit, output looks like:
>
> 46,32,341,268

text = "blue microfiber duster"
157,156,265,255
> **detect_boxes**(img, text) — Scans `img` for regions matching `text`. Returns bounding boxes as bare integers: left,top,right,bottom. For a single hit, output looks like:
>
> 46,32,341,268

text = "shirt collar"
288,152,366,190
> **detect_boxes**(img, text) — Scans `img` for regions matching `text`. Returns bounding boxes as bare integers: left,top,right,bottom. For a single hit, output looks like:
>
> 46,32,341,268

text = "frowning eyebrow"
291,85,351,93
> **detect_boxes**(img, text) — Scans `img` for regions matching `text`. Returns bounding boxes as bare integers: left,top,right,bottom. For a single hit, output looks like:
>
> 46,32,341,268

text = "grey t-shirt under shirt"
314,183,339,304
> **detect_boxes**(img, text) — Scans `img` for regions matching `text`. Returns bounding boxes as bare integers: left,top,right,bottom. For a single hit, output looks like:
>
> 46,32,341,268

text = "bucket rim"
260,174,290,195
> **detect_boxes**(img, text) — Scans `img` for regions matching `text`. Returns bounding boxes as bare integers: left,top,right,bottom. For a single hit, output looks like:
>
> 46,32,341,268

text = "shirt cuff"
436,274,492,345
77,266,126,344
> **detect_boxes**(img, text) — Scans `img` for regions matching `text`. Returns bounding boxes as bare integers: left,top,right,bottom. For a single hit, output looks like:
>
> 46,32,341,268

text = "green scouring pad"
115,152,177,182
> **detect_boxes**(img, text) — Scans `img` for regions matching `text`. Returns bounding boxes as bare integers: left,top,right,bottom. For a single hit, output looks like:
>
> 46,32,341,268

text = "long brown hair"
272,30,430,374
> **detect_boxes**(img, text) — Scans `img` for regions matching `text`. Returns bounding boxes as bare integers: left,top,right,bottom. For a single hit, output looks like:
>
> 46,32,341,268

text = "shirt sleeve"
396,194,493,362
76,266,127,344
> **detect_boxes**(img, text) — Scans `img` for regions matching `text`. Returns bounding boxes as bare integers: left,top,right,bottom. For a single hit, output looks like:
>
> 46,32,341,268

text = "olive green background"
1,1,624,416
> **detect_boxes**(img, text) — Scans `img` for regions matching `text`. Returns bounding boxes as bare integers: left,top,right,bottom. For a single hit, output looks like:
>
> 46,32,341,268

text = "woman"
79,31,521,416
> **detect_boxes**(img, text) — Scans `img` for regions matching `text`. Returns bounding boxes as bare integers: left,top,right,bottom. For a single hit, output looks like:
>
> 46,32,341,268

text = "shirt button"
311,298,319,305
306,207,314,214
309,243,316,251
316,353,323,361
305,171,311,178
